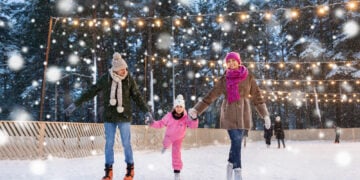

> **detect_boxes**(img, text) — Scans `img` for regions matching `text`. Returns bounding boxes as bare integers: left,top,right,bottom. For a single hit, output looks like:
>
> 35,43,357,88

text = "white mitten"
264,116,271,129
188,108,198,120
145,112,154,125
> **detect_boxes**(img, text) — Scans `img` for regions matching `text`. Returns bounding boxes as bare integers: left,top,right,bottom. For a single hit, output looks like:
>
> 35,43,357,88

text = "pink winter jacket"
150,111,199,140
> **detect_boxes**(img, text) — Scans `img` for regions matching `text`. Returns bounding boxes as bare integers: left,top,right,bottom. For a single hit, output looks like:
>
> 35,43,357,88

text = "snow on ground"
1,140,359,180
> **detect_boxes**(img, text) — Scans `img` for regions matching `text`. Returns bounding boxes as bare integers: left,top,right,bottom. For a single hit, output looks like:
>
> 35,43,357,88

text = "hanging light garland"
52,1,358,29
48,1,359,104
261,90,360,103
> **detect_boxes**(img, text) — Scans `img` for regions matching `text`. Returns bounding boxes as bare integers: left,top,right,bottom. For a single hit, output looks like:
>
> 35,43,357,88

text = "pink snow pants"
163,137,183,170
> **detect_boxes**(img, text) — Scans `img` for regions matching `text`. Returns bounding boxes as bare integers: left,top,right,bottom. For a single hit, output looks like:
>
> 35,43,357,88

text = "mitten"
145,112,154,125
264,116,271,129
64,103,76,116
188,108,198,120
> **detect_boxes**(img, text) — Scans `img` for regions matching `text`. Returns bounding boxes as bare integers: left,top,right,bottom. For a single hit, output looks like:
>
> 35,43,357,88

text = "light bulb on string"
216,15,224,23
196,15,203,23
317,5,329,16
154,19,162,27
88,20,94,27
264,12,272,20
118,19,127,27
73,19,79,26
279,63,285,68
347,1,358,11
103,20,110,27
172,18,181,27
137,19,145,27
239,13,249,22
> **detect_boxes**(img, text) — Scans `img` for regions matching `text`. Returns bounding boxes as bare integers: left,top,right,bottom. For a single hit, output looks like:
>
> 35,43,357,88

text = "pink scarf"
226,66,248,103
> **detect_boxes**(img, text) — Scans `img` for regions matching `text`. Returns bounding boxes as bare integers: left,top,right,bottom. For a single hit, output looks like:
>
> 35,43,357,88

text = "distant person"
264,124,273,148
274,116,286,148
334,125,341,143
64,52,152,180
243,129,249,148
146,94,198,180
188,52,271,180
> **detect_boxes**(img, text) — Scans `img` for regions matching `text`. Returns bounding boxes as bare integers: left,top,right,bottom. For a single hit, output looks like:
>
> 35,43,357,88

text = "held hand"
188,108,198,120
145,112,154,125
264,116,271,129
64,103,76,116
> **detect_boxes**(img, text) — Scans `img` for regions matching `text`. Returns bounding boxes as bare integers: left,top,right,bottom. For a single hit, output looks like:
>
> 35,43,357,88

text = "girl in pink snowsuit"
148,94,198,179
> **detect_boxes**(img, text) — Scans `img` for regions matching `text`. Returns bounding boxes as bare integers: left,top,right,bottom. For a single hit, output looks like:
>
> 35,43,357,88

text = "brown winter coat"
193,72,269,130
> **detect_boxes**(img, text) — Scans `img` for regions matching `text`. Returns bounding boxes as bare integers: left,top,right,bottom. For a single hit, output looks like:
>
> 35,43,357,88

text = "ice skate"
174,172,181,180
161,147,167,154
123,163,134,180
102,165,113,180
234,168,242,180
226,162,233,180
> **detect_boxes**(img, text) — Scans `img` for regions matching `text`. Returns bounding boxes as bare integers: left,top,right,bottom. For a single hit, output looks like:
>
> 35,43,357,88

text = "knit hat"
225,52,241,65
174,94,185,108
111,52,127,71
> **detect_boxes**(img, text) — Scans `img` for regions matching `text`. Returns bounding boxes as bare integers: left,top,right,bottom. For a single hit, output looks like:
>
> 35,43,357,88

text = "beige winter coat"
193,72,269,130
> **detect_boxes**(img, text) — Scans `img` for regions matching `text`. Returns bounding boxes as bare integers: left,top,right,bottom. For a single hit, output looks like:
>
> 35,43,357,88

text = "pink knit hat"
225,52,241,64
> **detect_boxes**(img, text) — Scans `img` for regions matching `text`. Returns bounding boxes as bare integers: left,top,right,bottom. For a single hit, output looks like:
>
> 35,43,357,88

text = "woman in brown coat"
188,52,271,180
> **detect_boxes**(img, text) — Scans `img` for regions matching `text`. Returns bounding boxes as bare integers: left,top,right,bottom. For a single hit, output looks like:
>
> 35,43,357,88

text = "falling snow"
343,20,359,39
45,66,62,83
7,53,24,71
56,0,76,15
156,33,173,50
9,108,33,121
68,54,80,65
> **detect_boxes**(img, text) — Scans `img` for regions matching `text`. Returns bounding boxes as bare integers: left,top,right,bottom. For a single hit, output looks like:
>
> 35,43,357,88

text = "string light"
347,1,358,11
174,18,181,26
48,2,359,103
196,15,203,23
262,90,360,103
53,1,359,31
154,19,162,27
317,5,330,16
137,19,145,27
216,15,224,23
264,12,272,20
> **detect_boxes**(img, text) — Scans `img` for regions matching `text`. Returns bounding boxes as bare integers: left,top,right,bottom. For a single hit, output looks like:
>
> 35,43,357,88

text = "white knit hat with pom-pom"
174,94,185,108
111,52,127,71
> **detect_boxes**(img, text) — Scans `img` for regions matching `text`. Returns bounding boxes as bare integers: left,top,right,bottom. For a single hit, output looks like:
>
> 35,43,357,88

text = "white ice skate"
226,162,233,180
174,173,180,180
234,168,242,180
161,148,167,154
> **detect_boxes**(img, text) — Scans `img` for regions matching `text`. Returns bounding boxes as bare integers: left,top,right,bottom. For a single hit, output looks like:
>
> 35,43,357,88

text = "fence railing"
0,121,359,160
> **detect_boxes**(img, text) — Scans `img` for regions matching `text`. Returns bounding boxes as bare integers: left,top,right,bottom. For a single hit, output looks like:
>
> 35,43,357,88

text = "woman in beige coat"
188,52,271,180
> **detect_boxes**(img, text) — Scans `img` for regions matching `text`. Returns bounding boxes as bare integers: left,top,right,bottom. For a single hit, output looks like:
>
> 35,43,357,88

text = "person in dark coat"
64,52,152,180
274,116,286,148
334,125,341,143
264,124,273,148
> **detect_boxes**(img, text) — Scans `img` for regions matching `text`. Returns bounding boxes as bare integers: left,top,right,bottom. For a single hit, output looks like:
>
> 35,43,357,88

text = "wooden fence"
0,121,359,160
